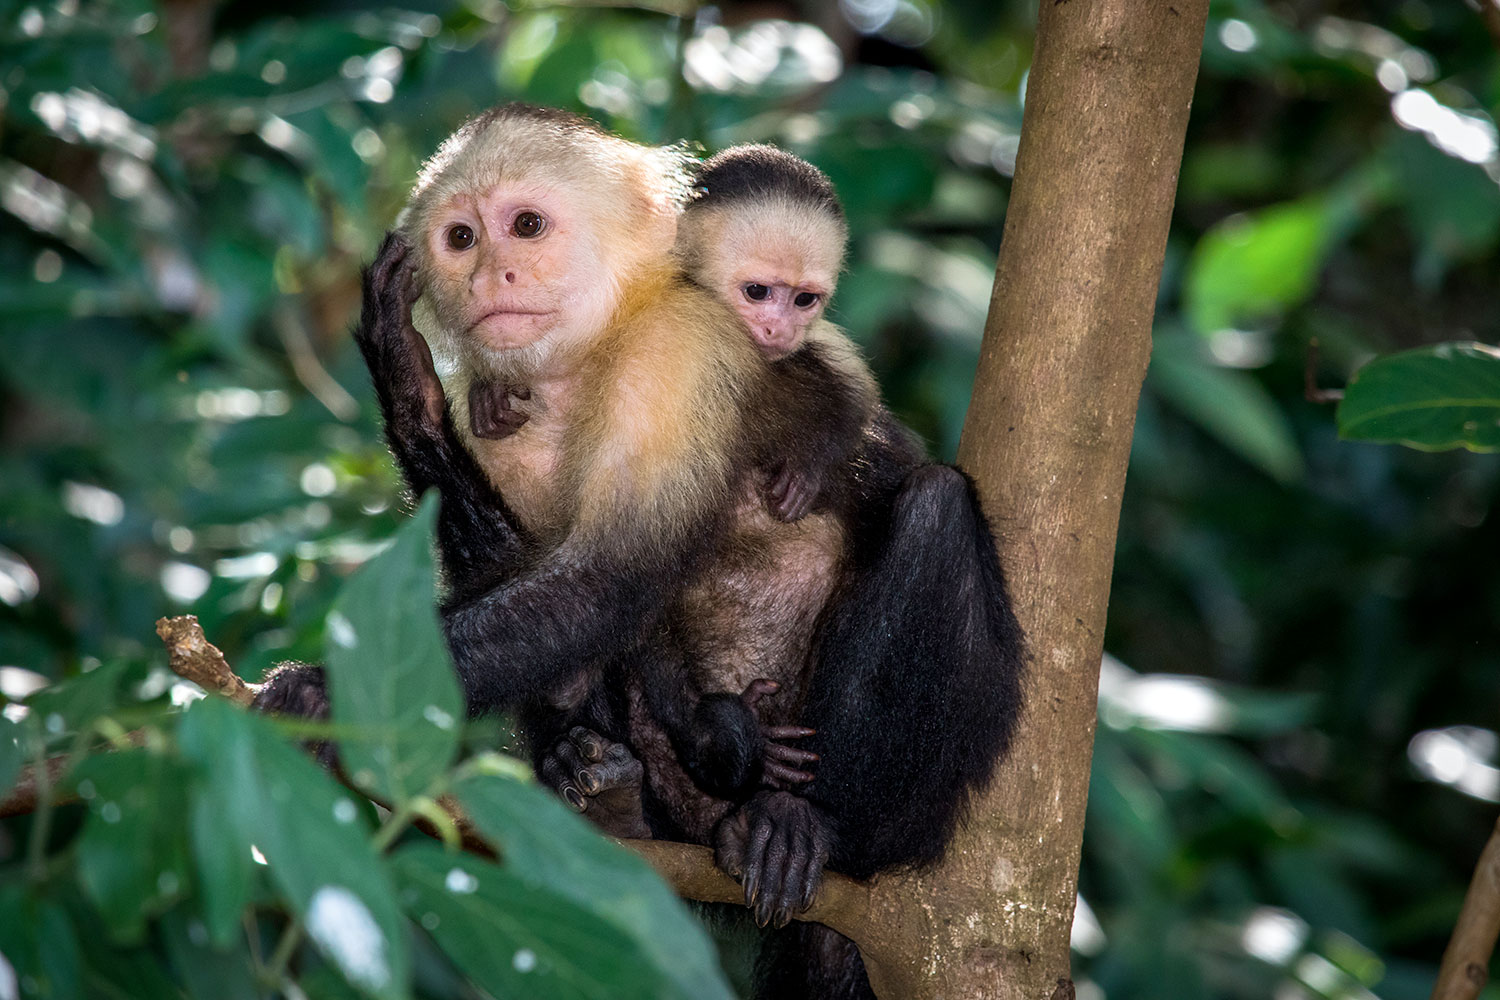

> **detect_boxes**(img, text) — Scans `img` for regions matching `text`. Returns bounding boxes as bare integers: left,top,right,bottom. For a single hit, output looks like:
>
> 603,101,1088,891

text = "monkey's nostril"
504,271,517,284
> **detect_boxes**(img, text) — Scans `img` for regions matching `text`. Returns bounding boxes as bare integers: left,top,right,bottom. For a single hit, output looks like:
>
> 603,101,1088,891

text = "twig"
621,839,872,937
1304,337,1344,404
274,304,360,422
155,615,260,705
1431,816,1500,1000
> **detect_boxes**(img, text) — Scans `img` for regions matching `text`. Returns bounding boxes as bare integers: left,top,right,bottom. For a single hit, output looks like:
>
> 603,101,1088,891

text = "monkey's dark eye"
513,211,546,238
794,292,820,309
744,283,770,302
447,225,476,251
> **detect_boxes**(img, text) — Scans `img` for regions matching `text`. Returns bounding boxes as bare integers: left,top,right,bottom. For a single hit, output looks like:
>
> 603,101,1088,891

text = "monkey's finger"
763,761,816,786
551,740,601,795
741,678,779,708
765,744,819,766
509,383,533,401
370,232,410,289
742,817,775,908
539,755,586,812
755,828,792,928
765,726,817,743
567,726,605,762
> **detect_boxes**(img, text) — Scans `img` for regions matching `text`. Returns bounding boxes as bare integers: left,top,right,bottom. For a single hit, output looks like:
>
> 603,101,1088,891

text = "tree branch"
155,615,259,706
1431,816,1500,1000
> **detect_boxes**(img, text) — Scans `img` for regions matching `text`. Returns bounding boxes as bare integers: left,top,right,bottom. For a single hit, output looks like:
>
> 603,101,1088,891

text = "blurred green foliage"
1,0,1499,998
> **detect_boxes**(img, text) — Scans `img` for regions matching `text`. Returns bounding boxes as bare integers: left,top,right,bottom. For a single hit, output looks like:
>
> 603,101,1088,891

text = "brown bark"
1431,817,1500,1000
936,1,1208,996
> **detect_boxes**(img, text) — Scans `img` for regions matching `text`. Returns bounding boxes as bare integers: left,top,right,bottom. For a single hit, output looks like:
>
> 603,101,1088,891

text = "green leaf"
1184,196,1338,333
1338,342,1500,452
393,843,715,1000
324,492,461,805
159,908,259,1000
188,765,258,948
24,660,131,741
0,886,83,1000
453,763,735,1000
1148,333,1304,482
178,698,411,999
70,750,194,942
1389,119,1500,286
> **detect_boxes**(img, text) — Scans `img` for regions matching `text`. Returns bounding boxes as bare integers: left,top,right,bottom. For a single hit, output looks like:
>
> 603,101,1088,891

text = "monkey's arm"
353,232,533,586
757,342,874,522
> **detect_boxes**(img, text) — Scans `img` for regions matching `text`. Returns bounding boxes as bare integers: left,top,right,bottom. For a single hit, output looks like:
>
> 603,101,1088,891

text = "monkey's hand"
714,790,831,928
355,232,448,452
468,380,532,440
741,678,819,789
251,663,338,769
763,461,821,523
541,726,651,840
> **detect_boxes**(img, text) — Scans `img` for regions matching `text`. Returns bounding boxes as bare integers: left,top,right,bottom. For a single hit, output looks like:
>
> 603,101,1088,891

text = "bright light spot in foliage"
63,481,124,525
300,463,337,497
307,885,392,992
161,562,211,603
0,949,18,1000
333,798,359,824
1070,894,1105,956
685,21,841,95
250,845,268,865
1409,726,1500,802
445,867,479,894
1098,657,1230,732
1219,19,1258,52
0,667,47,700
1241,907,1308,965
327,611,357,650
513,949,537,973
424,704,456,730
1392,89,1500,166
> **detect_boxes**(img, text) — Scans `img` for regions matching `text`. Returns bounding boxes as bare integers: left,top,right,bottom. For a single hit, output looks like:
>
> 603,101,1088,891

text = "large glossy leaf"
178,698,411,999
453,763,735,1000
70,750,194,942
324,492,461,805
1338,342,1500,452
393,843,714,1000
1148,333,1304,482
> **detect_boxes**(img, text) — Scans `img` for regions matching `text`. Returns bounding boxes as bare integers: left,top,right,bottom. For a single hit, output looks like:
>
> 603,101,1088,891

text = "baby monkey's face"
729,272,829,360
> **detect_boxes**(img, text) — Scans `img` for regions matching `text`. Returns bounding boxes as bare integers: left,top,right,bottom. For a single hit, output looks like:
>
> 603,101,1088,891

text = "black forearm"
441,554,675,715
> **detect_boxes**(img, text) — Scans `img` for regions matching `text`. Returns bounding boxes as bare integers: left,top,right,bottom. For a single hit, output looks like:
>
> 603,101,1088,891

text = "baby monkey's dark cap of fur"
692,144,844,220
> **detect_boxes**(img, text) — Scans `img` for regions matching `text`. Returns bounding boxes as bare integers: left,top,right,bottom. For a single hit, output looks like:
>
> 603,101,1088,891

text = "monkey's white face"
422,182,614,358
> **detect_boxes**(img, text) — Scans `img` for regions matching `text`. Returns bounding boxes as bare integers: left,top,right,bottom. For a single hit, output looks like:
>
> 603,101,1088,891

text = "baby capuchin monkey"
676,144,871,523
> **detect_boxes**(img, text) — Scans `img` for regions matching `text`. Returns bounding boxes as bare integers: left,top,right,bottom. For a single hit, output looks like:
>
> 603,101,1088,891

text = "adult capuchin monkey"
255,104,1025,1000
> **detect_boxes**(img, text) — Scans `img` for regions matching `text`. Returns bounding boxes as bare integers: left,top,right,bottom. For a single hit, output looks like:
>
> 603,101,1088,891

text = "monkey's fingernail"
578,772,599,794
563,788,584,810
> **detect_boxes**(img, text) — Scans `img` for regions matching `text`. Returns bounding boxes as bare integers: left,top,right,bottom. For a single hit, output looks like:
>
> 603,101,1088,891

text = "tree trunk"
875,2,1210,997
